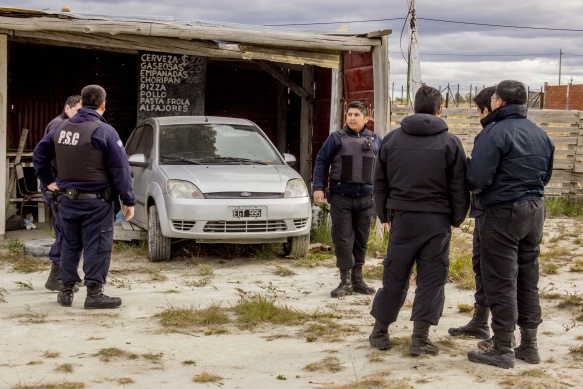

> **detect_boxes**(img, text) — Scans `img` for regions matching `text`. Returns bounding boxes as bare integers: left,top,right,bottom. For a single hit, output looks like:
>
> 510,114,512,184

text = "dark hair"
414,85,443,115
64,95,81,109
81,84,106,109
347,101,368,116
474,86,496,113
496,80,527,105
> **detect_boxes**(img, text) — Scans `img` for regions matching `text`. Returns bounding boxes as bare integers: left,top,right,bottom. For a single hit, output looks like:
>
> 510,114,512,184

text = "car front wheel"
148,205,171,262
283,233,309,258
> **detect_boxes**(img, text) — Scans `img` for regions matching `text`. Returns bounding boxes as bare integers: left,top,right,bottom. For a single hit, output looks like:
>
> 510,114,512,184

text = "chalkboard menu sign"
137,52,207,122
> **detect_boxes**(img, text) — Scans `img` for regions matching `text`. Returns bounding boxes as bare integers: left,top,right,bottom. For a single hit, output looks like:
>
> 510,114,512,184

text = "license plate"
233,208,262,219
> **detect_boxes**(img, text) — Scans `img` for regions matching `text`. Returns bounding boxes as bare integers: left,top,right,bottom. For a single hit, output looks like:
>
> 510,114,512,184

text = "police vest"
53,120,109,182
329,128,376,184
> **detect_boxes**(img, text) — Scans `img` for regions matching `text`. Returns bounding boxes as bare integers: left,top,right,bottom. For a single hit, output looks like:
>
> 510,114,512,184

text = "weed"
576,335,583,340
86,337,104,341
319,375,413,389
27,361,43,365
457,303,474,313
303,356,344,372
10,382,86,389
568,343,583,353
156,303,229,329
295,252,334,268
362,263,383,280
571,260,583,272
55,363,74,373
367,351,385,363
234,292,307,329
250,244,276,259
160,289,180,294
94,348,139,362
519,368,546,377
6,237,23,254
303,317,359,342
14,280,33,290
273,265,296,277
276,375,287,380
197,263,214,276
184,278,211,287
539,246,573,263
150,272,168,282
204,326,229,335
182,360,197,365
13,256,44,273
117,378,134,384
113,239,147,257
545,197,583,217
558,294,583,308
311,215,333,246
541,262,560,274
141,352,163,361
367,223,388,256
449,252,475,290
42,351,60,358
192,371,222,383
11,312,48,324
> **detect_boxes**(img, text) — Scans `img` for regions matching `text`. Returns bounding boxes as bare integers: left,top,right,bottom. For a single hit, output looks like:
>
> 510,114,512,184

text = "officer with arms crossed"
41,95,82,293
467,80,554,369
312,101,381,298
34,84,136,309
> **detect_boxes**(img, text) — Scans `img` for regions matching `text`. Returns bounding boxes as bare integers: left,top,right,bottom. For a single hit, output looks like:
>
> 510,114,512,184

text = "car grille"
203,220,287,233
294,218,308,229
204,192,284,199
172,220,196,231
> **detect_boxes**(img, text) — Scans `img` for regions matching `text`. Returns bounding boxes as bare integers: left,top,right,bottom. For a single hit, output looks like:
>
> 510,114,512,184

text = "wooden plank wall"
390,107,583,199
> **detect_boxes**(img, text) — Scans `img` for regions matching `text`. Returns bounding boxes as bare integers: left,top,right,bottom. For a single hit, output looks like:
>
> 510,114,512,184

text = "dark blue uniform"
34,108,135,287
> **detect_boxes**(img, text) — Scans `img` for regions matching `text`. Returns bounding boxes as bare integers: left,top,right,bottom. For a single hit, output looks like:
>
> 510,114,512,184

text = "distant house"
0,7,391,236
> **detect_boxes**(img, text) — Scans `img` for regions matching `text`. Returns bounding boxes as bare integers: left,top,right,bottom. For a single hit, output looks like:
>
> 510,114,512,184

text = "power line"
263,17,404,26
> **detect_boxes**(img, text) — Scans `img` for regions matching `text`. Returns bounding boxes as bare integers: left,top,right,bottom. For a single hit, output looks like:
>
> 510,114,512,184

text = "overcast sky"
3,0,582,99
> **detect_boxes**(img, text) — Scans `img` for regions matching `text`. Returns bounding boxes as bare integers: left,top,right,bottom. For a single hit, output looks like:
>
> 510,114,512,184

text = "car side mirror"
128,153,148,167
283,153,296,166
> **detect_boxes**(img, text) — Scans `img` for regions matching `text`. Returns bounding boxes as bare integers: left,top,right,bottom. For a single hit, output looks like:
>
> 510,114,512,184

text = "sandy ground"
1,218,582,389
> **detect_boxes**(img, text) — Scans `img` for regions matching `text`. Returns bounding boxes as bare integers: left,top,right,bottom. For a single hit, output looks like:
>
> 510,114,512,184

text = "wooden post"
329,58,343,134
373,35,390,137
0,34,7,238
276,69,288,153
300,65,314,188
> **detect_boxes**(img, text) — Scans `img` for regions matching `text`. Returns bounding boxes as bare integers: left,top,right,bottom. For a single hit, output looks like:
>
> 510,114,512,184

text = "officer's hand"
123,205,135,221
383,222,391,232
313,190,325,205
47,182,59,191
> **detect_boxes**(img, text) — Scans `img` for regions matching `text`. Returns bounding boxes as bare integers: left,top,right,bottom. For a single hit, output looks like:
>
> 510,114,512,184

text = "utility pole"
559,49,563,85
406,0,421,105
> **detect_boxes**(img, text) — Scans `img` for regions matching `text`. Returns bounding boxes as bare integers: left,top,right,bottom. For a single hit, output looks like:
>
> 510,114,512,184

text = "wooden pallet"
113,221,145,241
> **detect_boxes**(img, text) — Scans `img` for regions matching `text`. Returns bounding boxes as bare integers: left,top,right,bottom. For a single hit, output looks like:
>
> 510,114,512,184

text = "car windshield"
158,123,282,165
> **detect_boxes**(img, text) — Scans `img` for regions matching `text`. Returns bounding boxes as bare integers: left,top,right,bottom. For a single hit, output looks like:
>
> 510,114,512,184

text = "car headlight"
167,180,203,199
285,178,308,198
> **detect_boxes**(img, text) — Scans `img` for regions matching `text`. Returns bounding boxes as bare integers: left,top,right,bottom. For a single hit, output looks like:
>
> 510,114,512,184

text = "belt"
334,192,372,198
62,188,104,200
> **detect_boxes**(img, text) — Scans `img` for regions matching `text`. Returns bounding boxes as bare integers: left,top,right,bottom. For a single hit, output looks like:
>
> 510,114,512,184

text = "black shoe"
468,331,515,369
84,285,122,309
352,265,375,295
369,321,391,350
448,303,490,339
515,327,541,364
331,268,353,297
410,320,439,356
45,263,80,293
57,283,75,307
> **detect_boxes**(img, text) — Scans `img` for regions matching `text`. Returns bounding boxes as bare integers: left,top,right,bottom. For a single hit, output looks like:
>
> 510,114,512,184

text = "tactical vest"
329,128,376,184
53,120,109,182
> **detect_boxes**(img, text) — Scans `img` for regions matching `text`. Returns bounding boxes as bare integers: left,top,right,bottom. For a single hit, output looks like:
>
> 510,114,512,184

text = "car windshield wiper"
198,157,268,165
159,155,201,164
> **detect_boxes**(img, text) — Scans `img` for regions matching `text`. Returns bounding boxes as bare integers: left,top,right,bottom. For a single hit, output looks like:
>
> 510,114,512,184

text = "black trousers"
370,212,451,326
329,193,374,269
481,199,544,333
472,213,488,306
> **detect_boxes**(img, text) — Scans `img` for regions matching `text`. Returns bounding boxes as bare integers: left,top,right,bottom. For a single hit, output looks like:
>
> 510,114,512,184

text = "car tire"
148,205,171,262
23,239,54,259
283,233,309,258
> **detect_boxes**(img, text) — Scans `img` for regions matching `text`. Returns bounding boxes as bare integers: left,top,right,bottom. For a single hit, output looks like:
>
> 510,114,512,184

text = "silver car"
125,116,312,261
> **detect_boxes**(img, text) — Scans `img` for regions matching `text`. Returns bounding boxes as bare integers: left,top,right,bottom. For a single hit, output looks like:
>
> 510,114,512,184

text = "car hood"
159,164,302,193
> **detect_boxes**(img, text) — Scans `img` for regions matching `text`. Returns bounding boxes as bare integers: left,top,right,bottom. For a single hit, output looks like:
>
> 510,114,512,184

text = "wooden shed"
0,7,391,237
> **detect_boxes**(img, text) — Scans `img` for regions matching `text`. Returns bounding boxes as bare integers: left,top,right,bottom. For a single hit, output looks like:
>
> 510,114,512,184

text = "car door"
127,124,155,226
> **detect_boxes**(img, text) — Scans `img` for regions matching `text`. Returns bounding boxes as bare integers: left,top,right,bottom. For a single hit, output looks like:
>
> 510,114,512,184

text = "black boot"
410,320,439,356
84,284,122,309
478,333,516,351
448,303,490,339
515,327,541,364
45,263,80,293
369,321,391,350
468,330,515,369
352,265,375,295
330,269,353,298
57,282,75,307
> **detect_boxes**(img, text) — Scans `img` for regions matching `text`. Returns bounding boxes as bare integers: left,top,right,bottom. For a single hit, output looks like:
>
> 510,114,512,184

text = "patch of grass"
250,244,276,259
156,303,230,329
303,317,359,342
234,292,307,329
141,352,163,361
539,291,563,300
568,343,583,353
457,303,474,313
319,374,413,389
545,197,583,217
55,363,74,373
276,374,287,380
204,327,229,335
519,368,547,378
160,289,180,294
94,348,139,362
6,237,23,254
557,294,583,308
367,224,389,257
367,350,385,363
10,382,86,389
12,256,44,273
294,252,334,268
192,371,222,383
113,239,147,257
26,361,43,365
311,217,333,246
117,378,134,385
539,246,573,263
184,278,211,287
303,356,344,372
273,265,296,277
571,260,583,272
449,252,475,290
42,351,60,358
197,263,214,276
14,280,33,290
10,312,48,324
150,272,168,282
362,263,383,280
541,262,560,274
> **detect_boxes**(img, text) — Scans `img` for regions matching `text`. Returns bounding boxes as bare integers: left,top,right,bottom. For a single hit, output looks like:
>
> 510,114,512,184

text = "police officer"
33,84,135,309
467,80,554,369
368,85,469,356
312,101,381,298
41,95,82,293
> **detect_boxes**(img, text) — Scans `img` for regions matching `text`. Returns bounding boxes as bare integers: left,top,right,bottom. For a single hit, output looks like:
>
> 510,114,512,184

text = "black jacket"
373,113,470,227
467,104,554,206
